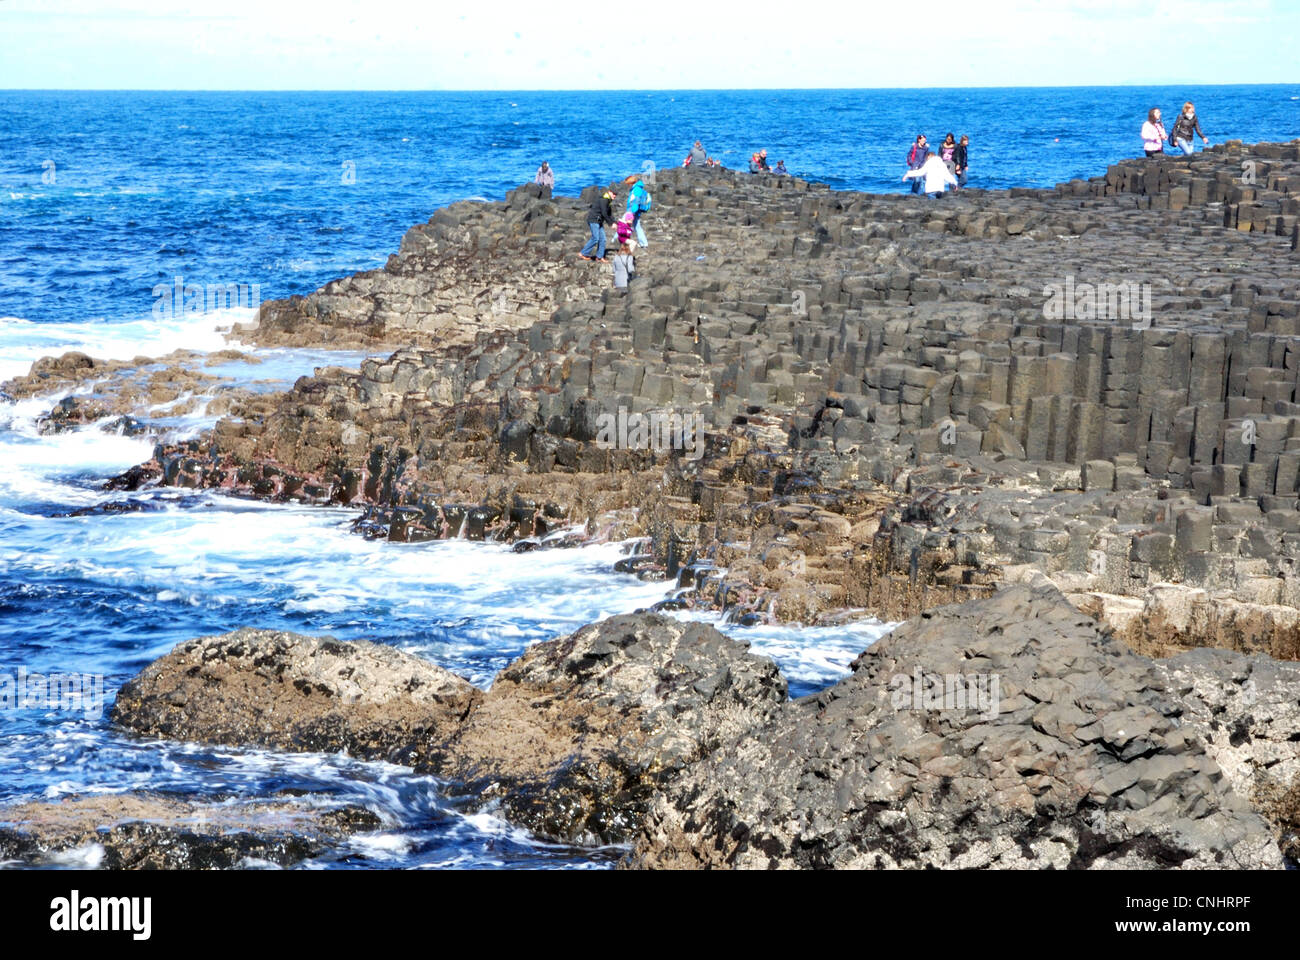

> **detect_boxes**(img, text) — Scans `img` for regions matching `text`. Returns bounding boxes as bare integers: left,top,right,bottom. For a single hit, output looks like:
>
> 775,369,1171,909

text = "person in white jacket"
902,152,959,197
1141,109,1167,158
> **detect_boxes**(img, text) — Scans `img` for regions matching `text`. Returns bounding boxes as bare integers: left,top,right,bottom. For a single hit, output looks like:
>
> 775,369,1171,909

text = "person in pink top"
1141,108,1167,159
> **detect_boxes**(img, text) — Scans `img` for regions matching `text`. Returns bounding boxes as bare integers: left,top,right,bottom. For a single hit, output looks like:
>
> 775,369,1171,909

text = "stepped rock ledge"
9,142,1300,866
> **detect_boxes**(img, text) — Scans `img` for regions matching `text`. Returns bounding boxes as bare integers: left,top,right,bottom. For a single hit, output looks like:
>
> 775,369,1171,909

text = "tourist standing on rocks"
940,133,957,176
611,242,636,292
1170,101,1210,155
905,134,930,194
534,161,554,188
903,151,958,198
1141,108,1167,158
749,149,769,173
626,176,652,249
579,188,616,262
954,135,969,188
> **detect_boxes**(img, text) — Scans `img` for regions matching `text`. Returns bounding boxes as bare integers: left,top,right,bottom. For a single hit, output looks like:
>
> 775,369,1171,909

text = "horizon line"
3,81,1299,94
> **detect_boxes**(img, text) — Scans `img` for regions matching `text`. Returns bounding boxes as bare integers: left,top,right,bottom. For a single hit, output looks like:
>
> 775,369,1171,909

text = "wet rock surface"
629,585,1291,869
112,616,787,846
111,628,481,766
0,793,381,869
429,613,787,843
112,600,1297,867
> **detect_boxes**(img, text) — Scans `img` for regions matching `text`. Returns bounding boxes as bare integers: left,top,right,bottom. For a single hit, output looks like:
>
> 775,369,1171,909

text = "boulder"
112,628,480,766
430,613,788,843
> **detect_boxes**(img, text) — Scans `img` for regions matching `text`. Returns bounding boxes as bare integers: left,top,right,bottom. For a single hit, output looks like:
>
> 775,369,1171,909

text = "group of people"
903,132,969,198
683,140,722,168
542,100,1216,293
560,136,796,293
747,148,790,176
681,140,791,175
1141,101,1211,158
575,174,651,292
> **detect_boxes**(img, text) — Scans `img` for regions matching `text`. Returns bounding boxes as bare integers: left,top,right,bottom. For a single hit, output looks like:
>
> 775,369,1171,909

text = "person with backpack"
626,176,651,249
1170,101,1210,155
579,188,616,262
905,134,930,194
1141,108,1167,158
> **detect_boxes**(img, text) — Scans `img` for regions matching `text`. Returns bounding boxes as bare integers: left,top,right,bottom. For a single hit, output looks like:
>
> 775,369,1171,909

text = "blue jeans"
581,221,606,259
632,210,648,248
1174,137,1195,156
909,171,923,194
957,169,967,187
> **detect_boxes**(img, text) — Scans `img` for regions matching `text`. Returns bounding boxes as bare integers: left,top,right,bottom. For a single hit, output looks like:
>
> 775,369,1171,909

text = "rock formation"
66,140,1300,656
111,628,481,767
112,594,1300,868
0,794,380,869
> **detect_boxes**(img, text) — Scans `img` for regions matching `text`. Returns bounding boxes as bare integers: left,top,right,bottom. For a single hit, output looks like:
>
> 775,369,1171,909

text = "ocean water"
1,87,1296,869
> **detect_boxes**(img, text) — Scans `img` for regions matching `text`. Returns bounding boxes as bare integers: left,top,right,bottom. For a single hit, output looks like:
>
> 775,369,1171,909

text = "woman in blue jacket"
626,176,652,250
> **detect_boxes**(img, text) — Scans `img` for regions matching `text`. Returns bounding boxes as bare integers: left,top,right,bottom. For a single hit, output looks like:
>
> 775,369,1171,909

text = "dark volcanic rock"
430,613,788,843
0,794,381,869
111,616,787,848
111,628,481,766
628,585,1286,869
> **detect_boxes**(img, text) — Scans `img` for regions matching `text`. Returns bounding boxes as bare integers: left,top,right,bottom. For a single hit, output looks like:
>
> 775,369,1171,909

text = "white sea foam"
0,308,252,383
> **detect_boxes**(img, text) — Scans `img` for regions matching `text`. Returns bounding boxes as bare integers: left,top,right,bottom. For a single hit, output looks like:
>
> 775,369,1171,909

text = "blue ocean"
1,87,1297,869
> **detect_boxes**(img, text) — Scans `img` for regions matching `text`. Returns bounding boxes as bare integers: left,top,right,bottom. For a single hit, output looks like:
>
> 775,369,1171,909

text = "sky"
1,0,1297,90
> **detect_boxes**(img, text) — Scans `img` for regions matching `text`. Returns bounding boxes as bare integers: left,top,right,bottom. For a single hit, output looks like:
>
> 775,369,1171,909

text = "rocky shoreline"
6,141,1300,867
7,140,1293,651
98,587,1300,868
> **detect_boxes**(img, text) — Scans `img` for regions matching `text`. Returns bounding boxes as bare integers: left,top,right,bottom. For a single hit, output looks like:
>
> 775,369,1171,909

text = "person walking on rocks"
905,134,930,194
1141,108,1167,158
616,211,638,252
1170,101,1210,155
535,161,554,188
580,188,616,262
953,135,969,188
902,151,958,198
611,242,636,293
626,176,652,250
